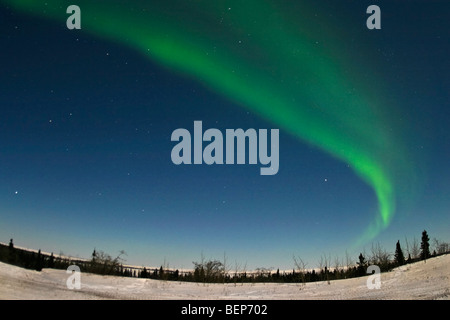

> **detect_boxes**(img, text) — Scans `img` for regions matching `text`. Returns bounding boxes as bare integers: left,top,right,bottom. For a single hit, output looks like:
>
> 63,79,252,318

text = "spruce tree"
48,252,55,268
35,249,43,271
394,240,405,266
357,253,366,276
420,230,431,260
8,239,15,264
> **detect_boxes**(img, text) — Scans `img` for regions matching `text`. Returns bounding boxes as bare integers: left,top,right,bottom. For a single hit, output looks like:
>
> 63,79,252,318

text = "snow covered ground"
1,254,449,300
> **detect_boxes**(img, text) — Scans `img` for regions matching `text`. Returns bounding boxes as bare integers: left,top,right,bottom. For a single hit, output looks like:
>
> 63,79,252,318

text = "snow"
0,254,449,300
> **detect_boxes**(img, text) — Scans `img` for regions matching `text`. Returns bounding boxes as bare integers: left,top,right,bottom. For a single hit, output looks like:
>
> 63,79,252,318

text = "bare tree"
222,251,231,283
318,253,331,284
441,242,450,254
370,242,391,270
160,257,170,281
90,249,126,275
193,252,206,284
433,238,450,255
317,255,324,273
411,237,420,260
324,254,331,284
433,238,440,255
293,255,308,288
255,267,273,281
193,259,224,283
345,250,352,274
233,260,241,286
241,261,247,286
442,242,449,254
334,255,342,279
404,237,411,260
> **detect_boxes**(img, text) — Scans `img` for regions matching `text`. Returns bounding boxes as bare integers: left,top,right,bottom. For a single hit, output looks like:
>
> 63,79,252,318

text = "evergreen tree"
48,252,55,268
35,249,43,271
193,267,200,281
394,240,405,266
311,269,317,282
7,238,15,264
357,253,366,275
420,230,431,260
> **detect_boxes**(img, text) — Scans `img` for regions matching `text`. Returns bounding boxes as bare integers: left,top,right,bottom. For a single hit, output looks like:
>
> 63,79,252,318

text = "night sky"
0,0,449,270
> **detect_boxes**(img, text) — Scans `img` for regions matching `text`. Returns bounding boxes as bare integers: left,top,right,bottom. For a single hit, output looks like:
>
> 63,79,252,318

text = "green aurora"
3,0,416,245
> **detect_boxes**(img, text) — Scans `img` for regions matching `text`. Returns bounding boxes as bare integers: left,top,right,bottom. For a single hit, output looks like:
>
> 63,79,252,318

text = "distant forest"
1,230,449,284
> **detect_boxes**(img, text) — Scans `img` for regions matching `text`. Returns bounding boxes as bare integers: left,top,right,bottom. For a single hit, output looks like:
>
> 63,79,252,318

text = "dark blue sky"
0,1,449,270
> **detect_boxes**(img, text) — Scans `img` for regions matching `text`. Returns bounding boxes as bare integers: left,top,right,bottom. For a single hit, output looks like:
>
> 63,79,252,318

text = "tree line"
1,230,448,284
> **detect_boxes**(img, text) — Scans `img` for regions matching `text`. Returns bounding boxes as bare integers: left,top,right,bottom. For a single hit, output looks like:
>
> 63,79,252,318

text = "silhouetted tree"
89,249,126,275
432,238,450,255
7,238,16,264
394,240,405,266
48,252,55,268
35,249,43,271
420,230,431,261
193,259,223,282
357,253,367,276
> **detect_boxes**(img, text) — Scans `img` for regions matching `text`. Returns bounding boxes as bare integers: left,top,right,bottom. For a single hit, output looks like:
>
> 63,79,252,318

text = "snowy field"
0,254,449,300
